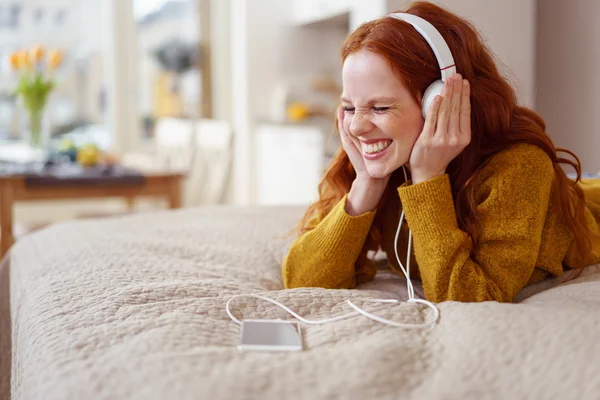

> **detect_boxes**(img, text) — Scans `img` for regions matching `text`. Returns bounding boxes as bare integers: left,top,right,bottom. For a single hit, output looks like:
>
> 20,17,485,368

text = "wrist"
410,170,446,185
346,177,385,216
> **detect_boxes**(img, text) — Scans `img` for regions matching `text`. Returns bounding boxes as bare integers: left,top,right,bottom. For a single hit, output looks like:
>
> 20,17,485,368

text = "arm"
282,194,377,290
398,149,554,303
282,111,389,289
565,178,600,267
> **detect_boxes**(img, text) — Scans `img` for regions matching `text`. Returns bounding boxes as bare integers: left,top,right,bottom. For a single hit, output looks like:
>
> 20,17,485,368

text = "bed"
2,205,600,399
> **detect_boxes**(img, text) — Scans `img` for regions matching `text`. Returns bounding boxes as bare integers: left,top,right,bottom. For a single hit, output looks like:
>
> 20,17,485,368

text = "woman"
281,1,600,303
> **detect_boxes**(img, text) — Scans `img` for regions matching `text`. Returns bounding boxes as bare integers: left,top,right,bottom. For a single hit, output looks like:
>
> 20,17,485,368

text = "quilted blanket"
1,206,600,400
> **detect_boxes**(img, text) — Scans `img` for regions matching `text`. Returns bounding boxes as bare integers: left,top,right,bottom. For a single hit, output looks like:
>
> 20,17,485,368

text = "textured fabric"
283,143,600,302
0,257,10,400
2,206,600,399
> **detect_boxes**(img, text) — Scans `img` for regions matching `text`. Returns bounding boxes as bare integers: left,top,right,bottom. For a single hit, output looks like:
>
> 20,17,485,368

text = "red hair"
297,1,595,264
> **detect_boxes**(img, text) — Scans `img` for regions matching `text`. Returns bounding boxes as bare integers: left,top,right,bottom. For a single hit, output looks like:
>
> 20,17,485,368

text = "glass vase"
21,105,50,152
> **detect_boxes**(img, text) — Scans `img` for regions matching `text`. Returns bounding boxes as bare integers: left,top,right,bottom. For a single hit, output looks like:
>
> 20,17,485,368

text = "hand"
337,106,390,215
408,73,471,184
338,106,368,180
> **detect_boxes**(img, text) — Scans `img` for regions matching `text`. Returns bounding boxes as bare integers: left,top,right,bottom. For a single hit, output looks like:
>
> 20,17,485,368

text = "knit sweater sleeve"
566,178,600,267
398,146,554,303
282,194,377,289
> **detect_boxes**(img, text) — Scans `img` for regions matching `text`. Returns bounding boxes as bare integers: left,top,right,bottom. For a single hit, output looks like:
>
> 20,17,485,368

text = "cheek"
380,113,424,143
410,118,425,142
343,117,351,133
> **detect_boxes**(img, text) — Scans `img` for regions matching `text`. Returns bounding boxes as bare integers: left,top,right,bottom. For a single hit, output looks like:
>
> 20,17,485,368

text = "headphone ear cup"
421,80,444,119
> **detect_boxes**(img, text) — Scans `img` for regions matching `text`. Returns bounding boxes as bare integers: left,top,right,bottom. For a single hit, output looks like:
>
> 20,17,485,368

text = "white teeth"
363,140,391,155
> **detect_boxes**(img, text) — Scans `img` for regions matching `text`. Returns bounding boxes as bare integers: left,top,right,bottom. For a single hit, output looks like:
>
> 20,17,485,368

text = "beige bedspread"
2,206,600,400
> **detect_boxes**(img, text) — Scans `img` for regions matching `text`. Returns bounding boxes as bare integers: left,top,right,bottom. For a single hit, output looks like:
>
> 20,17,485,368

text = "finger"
422,95,442,139
448,74,462,137
435,77,453,137
338,107,360,154
459,79,471,138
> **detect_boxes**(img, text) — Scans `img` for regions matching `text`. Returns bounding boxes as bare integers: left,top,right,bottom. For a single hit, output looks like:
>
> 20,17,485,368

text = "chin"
365,164,392,179
365,159,406,179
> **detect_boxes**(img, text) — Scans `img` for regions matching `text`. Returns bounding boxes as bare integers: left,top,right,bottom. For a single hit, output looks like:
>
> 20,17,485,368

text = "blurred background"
0,0,598,230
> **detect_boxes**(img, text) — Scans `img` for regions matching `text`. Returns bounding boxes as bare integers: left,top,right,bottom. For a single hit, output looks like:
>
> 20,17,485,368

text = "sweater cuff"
397,174,458,238
317,194,376,251
301,193,376,261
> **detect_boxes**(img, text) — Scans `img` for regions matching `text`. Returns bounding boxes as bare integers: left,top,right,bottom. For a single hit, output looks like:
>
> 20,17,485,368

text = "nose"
348,111,375,138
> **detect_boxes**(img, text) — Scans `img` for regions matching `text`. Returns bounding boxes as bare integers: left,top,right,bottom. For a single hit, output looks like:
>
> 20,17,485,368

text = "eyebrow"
340,96,398,104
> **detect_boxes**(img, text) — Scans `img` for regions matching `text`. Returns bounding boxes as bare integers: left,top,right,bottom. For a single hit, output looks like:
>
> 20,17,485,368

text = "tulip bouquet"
9,45,63,149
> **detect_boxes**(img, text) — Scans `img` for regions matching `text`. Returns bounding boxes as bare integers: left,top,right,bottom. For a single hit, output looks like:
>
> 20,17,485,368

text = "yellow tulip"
30,45,45,63
9,52,21,70
48,49,63,70
19,51,33,70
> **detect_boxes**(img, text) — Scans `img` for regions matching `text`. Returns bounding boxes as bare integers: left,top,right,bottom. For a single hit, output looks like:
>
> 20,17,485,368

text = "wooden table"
0,167,184,257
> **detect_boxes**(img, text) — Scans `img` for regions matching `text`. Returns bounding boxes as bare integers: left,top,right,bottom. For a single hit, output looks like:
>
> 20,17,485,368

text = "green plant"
10,45,63,148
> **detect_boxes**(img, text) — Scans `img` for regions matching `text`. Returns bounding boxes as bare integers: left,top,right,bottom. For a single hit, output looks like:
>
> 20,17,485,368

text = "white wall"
536,0,600,173
231,0,296,205
230,0,348,205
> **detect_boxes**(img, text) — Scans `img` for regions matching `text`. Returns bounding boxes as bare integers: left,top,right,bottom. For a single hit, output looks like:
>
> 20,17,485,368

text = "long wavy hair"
296,1,595,265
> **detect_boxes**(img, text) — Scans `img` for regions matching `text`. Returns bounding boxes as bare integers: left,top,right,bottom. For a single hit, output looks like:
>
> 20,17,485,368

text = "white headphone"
388,13,457,118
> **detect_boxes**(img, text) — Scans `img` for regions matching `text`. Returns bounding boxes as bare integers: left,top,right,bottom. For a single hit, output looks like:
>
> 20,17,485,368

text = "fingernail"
456,73,462,81
463,80,469,87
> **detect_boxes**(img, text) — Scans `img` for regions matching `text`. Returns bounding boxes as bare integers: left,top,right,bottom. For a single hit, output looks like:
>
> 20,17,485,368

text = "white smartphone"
237,320,303,352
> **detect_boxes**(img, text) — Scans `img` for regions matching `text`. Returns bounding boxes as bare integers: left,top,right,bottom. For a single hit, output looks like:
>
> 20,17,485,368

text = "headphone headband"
388,13,457,81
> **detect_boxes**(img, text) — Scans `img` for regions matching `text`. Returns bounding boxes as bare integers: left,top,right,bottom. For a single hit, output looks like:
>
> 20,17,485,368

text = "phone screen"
238,320,303,351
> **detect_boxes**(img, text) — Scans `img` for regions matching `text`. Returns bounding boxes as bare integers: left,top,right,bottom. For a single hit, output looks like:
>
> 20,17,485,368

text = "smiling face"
341,50,424,179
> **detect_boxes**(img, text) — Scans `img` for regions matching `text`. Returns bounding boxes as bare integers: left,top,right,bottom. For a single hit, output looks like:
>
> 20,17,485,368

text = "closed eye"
343,106,389,113
373,107,390,112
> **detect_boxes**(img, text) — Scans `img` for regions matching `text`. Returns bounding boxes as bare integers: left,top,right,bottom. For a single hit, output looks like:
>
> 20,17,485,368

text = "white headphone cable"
226,166,440,328
345,166,440,328
226,294,401,326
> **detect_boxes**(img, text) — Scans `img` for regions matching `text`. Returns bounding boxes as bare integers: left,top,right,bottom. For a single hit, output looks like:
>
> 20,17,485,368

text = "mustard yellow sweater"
282,143,600,303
